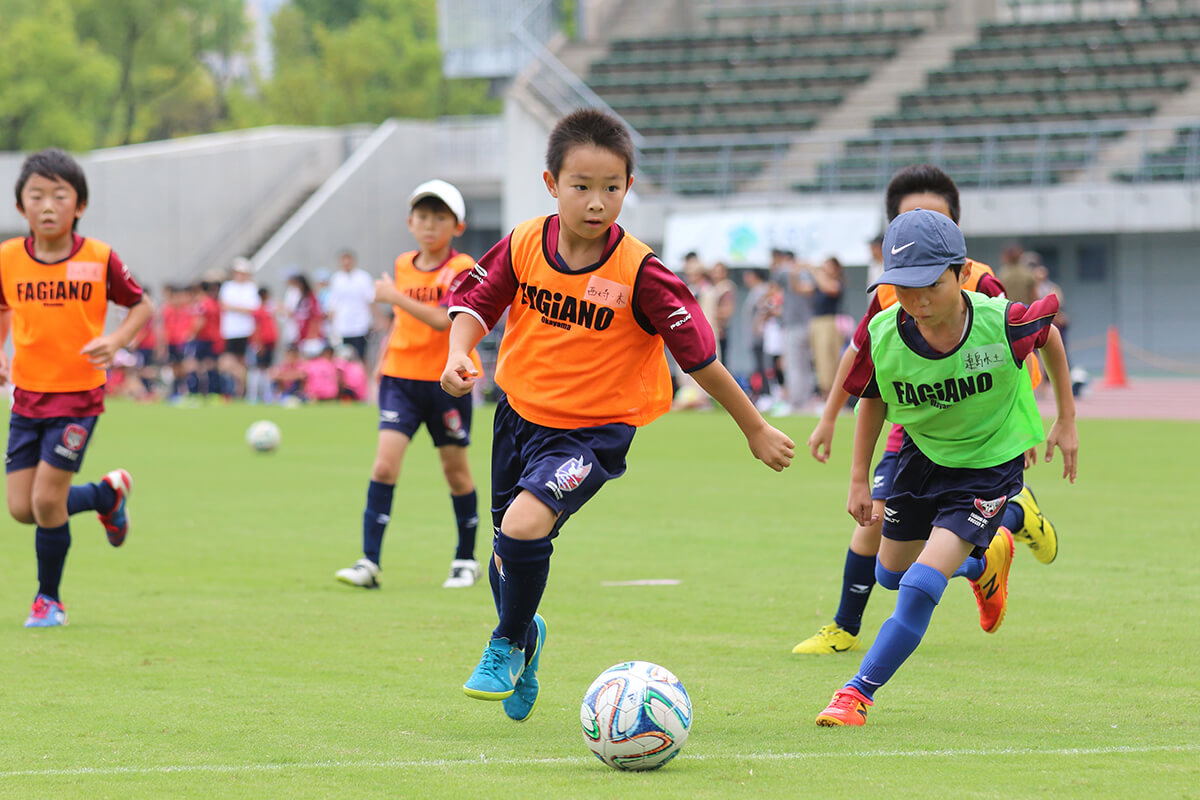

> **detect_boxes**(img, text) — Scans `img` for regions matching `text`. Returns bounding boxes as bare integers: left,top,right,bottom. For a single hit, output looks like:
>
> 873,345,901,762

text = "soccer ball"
245,420,281,452
580,660,692,771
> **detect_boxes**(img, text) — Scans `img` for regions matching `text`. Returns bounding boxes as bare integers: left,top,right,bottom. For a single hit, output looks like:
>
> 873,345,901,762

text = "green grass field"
0,401,1196,798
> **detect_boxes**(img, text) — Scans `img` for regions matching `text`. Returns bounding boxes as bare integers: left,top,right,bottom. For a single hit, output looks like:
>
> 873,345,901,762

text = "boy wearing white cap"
335,179,483,590
814,208,1078,727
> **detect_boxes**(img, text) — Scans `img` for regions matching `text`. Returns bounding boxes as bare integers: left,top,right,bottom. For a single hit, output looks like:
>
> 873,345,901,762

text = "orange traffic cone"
1102,325,1128,388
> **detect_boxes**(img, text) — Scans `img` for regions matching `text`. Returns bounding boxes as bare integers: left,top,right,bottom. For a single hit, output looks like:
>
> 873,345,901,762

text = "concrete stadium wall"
0,119,506,296
250,117,504,288
0,127,360,287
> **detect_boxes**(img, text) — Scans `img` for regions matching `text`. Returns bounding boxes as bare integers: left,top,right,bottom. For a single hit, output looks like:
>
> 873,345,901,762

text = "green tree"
0,0,118,151
294,0,365,28
73,0,250,145
257,0,497,127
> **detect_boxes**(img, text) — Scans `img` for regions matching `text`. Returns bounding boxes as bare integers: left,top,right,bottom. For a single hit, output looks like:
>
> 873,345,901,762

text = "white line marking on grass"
2,743,1195,778
599,579,681,586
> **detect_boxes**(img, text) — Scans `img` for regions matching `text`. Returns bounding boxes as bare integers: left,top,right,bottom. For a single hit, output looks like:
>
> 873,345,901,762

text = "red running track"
1037,378,1200,421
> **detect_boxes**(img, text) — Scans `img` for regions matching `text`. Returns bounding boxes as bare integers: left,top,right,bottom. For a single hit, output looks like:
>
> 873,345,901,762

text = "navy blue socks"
491,531,553,646
362,480,394,566
1003,500,1025,534
849,563,947,700
66,481,117,516
35,523,71,601
954,553,986,581
451,491,478,561
833,549,877,635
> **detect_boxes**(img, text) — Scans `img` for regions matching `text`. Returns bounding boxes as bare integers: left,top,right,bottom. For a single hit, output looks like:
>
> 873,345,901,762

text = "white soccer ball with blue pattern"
580,660,692,771
245,420,281,453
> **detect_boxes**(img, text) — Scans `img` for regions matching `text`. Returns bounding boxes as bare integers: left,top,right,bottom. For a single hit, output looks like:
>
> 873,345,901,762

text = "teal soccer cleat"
504,614,547,722
463,637,525,700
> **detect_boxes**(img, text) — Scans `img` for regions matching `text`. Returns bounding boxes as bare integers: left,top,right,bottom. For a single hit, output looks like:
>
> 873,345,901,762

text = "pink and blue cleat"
98,469,132,547
24,594,67,628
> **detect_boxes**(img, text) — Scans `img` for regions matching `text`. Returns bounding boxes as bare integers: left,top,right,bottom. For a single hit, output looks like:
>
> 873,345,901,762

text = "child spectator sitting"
303,345,340,402
334,345,367,402
271,345,306,402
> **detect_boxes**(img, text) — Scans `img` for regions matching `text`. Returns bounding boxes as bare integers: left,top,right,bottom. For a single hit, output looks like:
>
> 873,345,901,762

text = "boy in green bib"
815,209,1078,727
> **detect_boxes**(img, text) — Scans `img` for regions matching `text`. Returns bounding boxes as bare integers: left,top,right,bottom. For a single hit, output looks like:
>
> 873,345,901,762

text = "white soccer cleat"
442,559,480,588
335,558,381,589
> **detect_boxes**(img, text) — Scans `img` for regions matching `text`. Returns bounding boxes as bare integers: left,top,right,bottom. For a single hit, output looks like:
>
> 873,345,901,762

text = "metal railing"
633,116,1200,195
1000,0,1200,23
510,0,646,149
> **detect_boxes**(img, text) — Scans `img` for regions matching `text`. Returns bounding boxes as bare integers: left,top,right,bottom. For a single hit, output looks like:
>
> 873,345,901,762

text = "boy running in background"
335,180,483,590
442,109,794,722
795,164,1058,655
815,208,1077,726
0,148,153,627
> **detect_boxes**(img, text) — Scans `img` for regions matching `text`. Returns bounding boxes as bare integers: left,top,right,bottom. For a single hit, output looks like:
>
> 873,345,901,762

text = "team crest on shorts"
973,495,1007,519
62,424,89,452
553,456,592,494
442,409,465,439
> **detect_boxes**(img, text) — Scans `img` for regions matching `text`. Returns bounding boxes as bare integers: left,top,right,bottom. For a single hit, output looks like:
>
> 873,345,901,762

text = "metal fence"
634,116,1200,196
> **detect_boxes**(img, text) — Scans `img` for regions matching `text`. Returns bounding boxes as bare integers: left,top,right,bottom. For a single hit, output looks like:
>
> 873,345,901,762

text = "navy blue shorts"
167,344,187,364
6,413,100,474
491,397,636,538
189,340,217,361
881,435,1024,555
871,450,899,501
378,375,473,447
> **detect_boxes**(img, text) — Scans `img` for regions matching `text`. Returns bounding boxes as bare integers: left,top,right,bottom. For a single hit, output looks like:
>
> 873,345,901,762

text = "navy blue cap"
867,208,967,292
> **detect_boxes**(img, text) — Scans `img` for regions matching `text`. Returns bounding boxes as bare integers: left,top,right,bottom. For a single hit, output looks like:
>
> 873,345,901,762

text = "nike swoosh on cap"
890,241,916,255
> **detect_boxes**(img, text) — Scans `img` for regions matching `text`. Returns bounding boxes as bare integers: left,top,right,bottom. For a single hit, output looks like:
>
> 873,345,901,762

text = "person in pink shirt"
302,346,339,402
334,345,367,402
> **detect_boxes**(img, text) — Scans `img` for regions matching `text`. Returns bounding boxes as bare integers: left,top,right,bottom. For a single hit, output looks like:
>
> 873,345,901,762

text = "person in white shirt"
326,250,376,359
218,258,261,397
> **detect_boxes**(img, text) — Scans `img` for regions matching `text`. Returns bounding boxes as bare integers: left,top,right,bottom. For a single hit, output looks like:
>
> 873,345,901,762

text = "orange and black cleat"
971,527,1014,633
815,686,873,727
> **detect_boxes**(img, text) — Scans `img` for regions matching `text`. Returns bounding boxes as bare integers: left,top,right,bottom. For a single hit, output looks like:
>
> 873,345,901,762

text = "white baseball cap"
408,179,465,223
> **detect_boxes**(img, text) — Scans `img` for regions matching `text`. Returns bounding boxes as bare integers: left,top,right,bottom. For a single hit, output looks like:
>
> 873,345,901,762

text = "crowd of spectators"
673,250,847,415
106,251,381,406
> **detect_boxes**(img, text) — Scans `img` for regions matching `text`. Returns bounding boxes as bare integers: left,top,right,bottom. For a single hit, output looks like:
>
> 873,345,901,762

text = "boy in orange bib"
334,180,483,590
0,149,153,627
442,109,795,722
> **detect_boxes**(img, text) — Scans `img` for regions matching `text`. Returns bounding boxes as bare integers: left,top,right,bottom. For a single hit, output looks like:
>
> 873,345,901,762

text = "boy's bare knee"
30,492,68,528
7,499,35,525
443,466,473,495
371,461,401,484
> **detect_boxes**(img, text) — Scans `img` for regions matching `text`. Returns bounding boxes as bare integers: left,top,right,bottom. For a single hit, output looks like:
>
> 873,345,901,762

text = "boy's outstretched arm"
690,361,794,471
440,313,485,397
82,295,154,369
0,307,11,386
848,396,885,526
1036,325,1078,482
375,273,451,331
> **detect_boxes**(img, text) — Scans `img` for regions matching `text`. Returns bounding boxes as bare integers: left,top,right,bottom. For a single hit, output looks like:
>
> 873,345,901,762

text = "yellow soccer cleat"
792,623,862,654
1010,485,1058,564
970,528,1014,634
